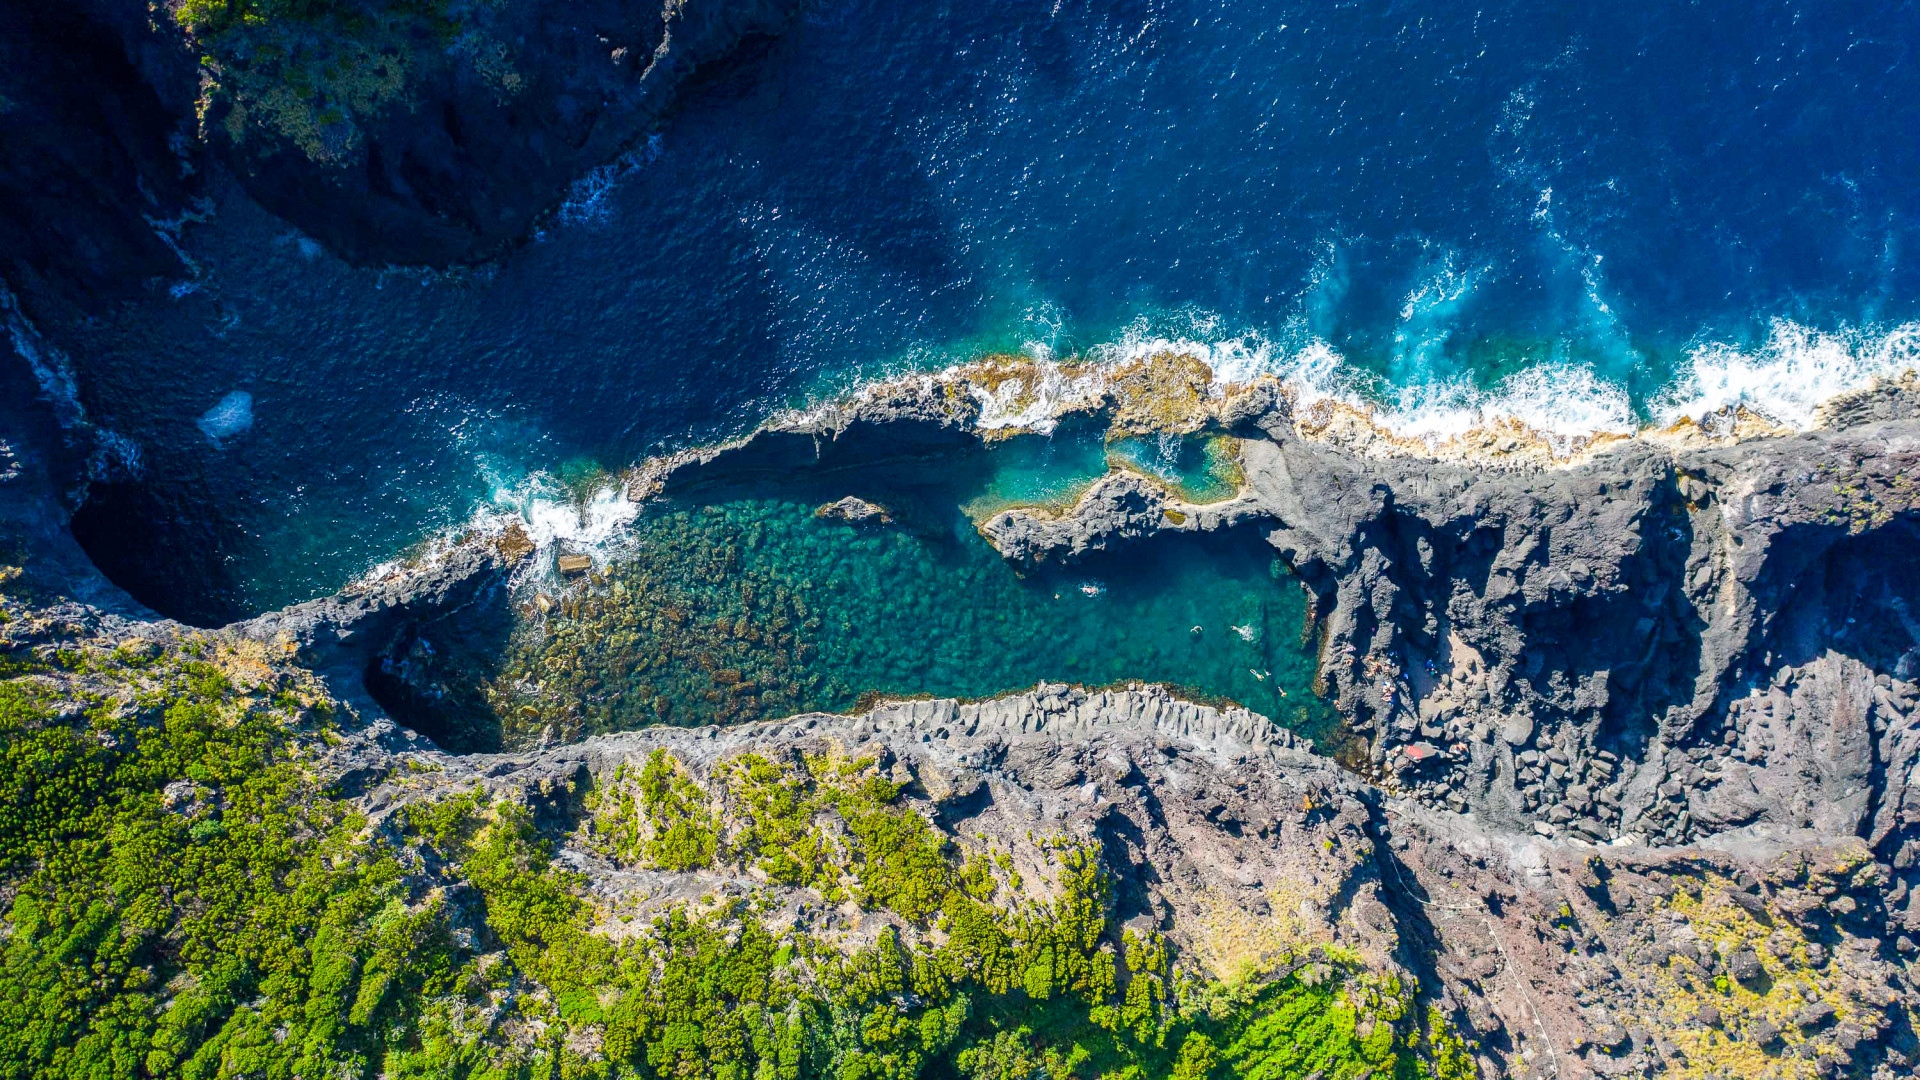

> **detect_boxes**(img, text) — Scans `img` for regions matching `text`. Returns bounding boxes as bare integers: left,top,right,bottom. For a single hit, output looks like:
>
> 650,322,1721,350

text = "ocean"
54,0,1920,640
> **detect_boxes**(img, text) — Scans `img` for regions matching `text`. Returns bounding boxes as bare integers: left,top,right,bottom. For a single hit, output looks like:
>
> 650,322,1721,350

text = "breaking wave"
1655,319,1920,429
345,312,1920,598
979,311,1920,444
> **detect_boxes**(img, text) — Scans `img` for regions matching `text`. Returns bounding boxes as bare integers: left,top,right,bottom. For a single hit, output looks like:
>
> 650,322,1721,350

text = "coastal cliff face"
3,546,1914,1078
975,377,1920,865
179,0,807,265
12,352,1920,1077
0,0,805,325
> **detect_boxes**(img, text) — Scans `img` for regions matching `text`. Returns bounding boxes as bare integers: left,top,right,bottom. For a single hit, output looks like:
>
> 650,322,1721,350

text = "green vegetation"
0,633,1473,1078
169,0,518,162
173,1,454,41
0,640,453,1079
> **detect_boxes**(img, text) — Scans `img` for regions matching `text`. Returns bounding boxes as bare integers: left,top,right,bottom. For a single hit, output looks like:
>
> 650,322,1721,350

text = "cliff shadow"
1758,516,1920,677
361,577,517,754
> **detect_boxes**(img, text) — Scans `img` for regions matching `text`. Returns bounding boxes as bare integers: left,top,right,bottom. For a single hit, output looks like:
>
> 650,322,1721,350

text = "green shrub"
0,637,1477,1079
0,650,452,1080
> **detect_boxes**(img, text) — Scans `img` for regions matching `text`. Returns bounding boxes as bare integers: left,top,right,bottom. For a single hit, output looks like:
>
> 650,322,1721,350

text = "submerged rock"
813,495,894,527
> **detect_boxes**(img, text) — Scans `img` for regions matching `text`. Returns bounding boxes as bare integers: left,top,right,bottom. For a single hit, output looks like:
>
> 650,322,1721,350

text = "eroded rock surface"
8,341,1920,1075
294,684,1920,1079
980,379,1920,867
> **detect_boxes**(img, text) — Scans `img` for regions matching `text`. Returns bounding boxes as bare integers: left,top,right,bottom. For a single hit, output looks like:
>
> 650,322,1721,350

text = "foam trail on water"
197,390,254,447
351,313,1920,599
358,468,645,592
968,363,1106,434
1077,309,1642,445
1391,250,1482,378
4,280,142,481
1656,319,1920,429
556,134,664,228
1007,309,1920,444
489,472,638,566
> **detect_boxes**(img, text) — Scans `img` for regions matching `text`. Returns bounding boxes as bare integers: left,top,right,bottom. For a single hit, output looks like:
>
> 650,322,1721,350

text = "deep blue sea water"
56,0,1920,625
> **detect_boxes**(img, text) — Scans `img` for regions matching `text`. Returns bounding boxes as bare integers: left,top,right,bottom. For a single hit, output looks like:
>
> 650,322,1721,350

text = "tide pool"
47,0,1920,624
376,439,1330,751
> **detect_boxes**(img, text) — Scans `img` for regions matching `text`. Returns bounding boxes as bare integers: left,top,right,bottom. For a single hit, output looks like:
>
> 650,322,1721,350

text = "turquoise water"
45,0,1920,626
958,426,1241,519
1106,436,1242,505
957,424,1113,517
417,453,1329,750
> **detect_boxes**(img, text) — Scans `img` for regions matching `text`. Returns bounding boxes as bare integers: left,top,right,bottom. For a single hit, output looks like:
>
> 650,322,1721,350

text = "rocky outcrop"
230,523,531,710
187,0,807,266
814,495,895,526
0,0,806,331
979,380,1920,857
302,683,1912,1080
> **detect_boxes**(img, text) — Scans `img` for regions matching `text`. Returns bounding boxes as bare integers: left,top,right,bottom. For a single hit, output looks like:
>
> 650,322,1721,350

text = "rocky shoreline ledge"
6,359,1920,1077
617,359,1920,854
336,682,1917,1080
5,6,1918,1075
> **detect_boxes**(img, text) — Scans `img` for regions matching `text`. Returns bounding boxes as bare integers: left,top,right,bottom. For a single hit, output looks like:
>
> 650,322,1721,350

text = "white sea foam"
558,135,664,227
518,485,639,552
4,281,143,480
1375,364,1636,444
981,308,1920,447
1073,313,1367,408
1655,319,1920,429
968,363,1106,433
1392,251,1483,376
469,473,642,582
196,390,254,446
3,281,85,430
353,313,1920,600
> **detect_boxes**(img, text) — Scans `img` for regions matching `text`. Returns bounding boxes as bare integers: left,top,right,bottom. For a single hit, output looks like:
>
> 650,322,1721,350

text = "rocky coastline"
0,0,808,336
10,344,1920,1076
620,358,1920,859
6,5,1920,1075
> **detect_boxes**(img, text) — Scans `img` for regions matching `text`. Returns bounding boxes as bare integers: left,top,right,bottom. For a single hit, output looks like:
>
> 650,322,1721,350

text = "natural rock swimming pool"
369,427,1331,752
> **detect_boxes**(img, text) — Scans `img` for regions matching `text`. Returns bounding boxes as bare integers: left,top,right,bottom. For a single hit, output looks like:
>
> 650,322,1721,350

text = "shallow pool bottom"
368,429,1329,753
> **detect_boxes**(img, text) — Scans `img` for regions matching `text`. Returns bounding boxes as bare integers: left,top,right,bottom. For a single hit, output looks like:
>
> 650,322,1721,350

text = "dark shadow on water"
71,477,250,628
